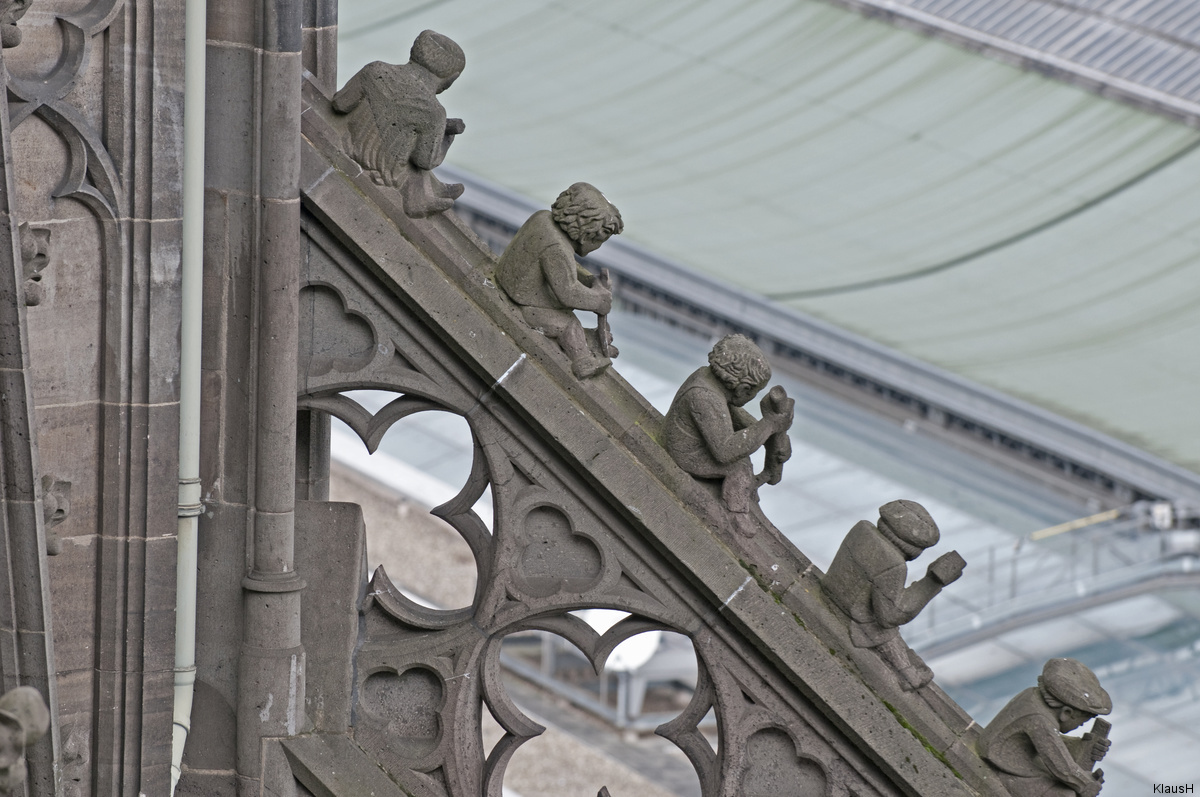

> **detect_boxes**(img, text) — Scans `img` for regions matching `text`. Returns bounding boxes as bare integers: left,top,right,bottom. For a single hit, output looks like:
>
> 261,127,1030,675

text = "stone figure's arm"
871,564,942,627
730,405,756,431
542,249,611,314
410,104,450,170
332,72,364,113
690,390,784,465
575,264,597,287
1028,726,1103,797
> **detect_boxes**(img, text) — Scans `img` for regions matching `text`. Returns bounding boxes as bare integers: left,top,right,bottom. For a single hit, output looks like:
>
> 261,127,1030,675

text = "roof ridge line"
825,0,1200,126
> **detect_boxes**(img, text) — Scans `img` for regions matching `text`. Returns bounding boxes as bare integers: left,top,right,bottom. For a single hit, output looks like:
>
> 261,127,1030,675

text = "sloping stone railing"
286,74,1008,797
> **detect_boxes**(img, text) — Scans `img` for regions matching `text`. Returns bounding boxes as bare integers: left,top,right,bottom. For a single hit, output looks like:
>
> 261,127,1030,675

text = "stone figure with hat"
663,334,794,536
978,658,1112,797
332,30,467,217
822,500,965,690
495,182,624,378
0,686,50,795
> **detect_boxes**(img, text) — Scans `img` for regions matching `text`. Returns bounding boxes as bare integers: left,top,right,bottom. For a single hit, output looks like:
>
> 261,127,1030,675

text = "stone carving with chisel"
494,182,623,379
978,658,1112,797
663,334,794,536
822,500,965,690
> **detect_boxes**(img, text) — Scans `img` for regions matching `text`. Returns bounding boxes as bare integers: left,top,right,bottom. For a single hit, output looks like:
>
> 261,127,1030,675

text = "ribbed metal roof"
830,0,1200,122
338,0,1200,474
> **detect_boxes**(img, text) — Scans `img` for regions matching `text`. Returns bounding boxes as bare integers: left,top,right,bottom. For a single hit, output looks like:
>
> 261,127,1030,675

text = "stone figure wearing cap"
495,183,624,379
978,658,1112,797
332,30,467,217
822,500,965,690
663,334,794,536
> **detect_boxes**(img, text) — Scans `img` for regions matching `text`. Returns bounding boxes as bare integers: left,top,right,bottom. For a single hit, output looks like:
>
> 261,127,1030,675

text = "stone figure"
978,658,1111,797
0,686,49,795
821,500,965,690
663,334,794,536
332,29,466,217
494,182,623,378
20,224,50,307
0,0,31,48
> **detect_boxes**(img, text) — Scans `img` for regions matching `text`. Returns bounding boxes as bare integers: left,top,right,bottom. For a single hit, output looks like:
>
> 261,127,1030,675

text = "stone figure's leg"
401,170,457,217
877,635,933,690
521,308,610,379
721,460,759,536
560,317,610,378
720,459,755,513
997,771,1076,797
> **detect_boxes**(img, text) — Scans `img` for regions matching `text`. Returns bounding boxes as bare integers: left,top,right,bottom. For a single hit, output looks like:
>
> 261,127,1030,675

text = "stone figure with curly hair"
332,30,467,217
495,183,624,378
664,334,794,535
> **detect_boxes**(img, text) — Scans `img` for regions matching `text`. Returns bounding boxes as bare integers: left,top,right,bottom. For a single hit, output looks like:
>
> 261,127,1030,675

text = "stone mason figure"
0,686,50,795
978,658,1111,797
332,29,466,217
822,500,965,690
663,334,794,536
495,182,624,378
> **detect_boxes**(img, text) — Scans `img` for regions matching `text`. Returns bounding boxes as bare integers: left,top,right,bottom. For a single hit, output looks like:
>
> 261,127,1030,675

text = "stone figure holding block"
822,500,965,690
978,658,1111,797
664,334,794,536
495,182,624,379
332,29,466,217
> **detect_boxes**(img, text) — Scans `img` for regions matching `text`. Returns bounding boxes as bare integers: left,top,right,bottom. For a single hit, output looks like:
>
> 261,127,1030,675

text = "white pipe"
173,0,206,790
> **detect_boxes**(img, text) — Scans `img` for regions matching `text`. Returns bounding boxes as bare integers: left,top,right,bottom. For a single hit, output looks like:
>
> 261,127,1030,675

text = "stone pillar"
191,2,306,795
0,7,59,792
235,0,306,793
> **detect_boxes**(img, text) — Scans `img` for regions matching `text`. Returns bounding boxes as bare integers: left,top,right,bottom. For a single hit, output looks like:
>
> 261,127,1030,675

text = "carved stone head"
708,334,771,406
410,29,465,91
876,499,938,559
550,182,623,256
0,0,31,48
1038,657,1111,731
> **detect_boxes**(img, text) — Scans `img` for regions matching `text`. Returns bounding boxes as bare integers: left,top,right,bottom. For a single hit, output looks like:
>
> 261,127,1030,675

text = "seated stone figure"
978,658,1111,797
332,30,466,217
495,183,623,378
663,334,794,536
821,500,965,690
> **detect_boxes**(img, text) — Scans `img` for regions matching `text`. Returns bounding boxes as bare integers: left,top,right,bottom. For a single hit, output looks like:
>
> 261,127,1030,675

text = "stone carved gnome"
978,658,1112,797
663,334,794,536
822,500,965,690
495,183,623,378
332,30,466,217
0,686,50,795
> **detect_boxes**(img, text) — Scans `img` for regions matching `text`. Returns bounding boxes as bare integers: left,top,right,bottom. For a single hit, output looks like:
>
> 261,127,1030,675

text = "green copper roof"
339,0,1200,471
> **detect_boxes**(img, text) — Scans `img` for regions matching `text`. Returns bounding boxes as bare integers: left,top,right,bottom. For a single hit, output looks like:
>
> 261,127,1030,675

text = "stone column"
235,1,306,794
0,6,59,792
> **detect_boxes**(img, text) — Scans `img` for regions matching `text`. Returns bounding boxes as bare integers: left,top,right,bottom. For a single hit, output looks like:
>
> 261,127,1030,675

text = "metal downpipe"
172,0,206,789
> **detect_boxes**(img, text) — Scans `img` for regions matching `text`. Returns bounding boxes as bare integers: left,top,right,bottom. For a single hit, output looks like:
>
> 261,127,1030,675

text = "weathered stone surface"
0,685,50,795
292,77,990,795
295,500,365,734
979,658,1111,797
822,500,965,692
494,182,623,379
663,334,794,536
331,30,465,218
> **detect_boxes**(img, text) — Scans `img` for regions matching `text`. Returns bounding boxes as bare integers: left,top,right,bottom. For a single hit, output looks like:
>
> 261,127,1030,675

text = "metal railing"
909,508,1200,657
